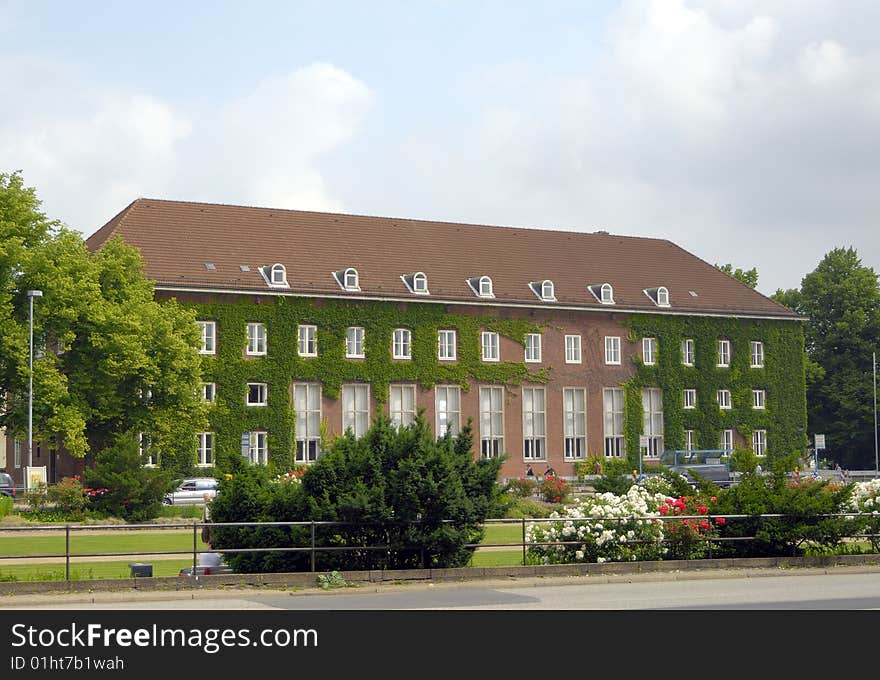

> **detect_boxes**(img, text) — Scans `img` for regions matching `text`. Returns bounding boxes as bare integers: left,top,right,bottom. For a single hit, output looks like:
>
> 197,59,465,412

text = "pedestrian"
544,466,556,478
525,465,535,478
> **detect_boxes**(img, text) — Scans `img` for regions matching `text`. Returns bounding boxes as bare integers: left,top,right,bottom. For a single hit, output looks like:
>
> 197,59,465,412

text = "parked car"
0,472,15,498
659,450,735,489
163,477,218,505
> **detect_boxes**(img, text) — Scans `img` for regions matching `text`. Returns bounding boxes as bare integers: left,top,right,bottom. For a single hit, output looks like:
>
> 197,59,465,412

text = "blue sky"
3,0,879,295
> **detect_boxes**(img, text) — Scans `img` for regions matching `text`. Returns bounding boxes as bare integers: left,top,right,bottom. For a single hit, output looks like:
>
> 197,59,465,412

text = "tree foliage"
715,263,759,289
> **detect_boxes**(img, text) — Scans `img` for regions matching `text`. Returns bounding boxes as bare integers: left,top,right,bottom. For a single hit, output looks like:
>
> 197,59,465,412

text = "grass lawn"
0,559,195,581
0,532,209,558
468,550,525,568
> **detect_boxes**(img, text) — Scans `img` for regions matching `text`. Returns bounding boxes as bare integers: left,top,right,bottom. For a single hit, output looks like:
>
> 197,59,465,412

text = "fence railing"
1,513,878,582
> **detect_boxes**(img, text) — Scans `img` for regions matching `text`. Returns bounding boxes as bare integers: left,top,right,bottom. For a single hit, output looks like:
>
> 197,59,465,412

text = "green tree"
772,247,880,468
715,263,759,289
0,171,207,475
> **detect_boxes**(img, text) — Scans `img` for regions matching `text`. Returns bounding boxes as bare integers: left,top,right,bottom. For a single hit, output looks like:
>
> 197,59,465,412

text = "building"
77,198,805,479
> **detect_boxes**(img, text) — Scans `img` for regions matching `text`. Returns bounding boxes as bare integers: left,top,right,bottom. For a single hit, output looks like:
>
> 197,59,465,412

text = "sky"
2,0,879,297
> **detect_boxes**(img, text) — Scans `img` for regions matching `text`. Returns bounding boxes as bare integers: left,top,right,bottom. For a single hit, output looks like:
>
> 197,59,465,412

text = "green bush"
538,475,572,503
496,496,554,519
0,495,12,517
505,477,537,498
592,459,637,495
47,476,87,518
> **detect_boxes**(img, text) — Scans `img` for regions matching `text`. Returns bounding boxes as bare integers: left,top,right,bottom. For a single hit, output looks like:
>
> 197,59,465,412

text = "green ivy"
622,315,808,470
184,296,548,471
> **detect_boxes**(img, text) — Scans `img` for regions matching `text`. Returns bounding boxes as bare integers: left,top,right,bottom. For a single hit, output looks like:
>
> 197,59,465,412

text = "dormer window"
270,264,287,286
644,286,670,307
589,283,615,304
334,268,361,291
530,280,556,302
467,276,495,298
401,272,430,295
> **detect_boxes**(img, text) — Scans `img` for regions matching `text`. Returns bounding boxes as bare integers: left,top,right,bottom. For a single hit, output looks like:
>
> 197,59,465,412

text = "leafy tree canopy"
715,263,759,289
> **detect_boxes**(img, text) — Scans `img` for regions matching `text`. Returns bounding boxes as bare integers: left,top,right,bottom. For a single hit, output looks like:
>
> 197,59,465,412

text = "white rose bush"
847,479,880,552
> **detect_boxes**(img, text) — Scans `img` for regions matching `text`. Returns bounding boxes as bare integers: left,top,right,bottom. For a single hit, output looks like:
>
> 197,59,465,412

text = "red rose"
659,505,669,515
710,496,717,502
715,517,726,525
699,506,708,515
700,521,709,530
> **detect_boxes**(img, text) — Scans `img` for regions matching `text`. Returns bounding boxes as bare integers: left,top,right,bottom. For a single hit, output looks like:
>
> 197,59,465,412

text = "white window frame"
198,321,216,355
721,429,734,453
603,387,625,457
200,382,216,403
642,387,664,458
197,432,214,467
412,272,429,294
346,326,365,359
298,324,317,357
685,430,695,452
717,389,732,410
642,337,657,365
540,280,555,301
751,341,765,368
604,336,621,365
753,429,767,457
563,387,586,460
753,389,766,410
343,268,359,291
437,329,457,361
389,384,417,430
435,385,461,437
656,286,670,307
246,322,266,356
717,339,731,367
600,283,614,304
479,276,493,297
392,328,412,360
14,438,22,468
683,389,696,409
522,387,546,461
565,335,582,364
247,431,268,465
246,382,268,406
342,383,370,438
479,386,505,459
270,263,287,286
139,432,157,467
294,382,322,463
481,331,500,362
682,338,695,366
524,333,542,363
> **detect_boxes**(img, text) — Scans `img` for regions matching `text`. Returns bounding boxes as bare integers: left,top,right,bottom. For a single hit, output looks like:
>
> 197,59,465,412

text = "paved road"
4,566,880,610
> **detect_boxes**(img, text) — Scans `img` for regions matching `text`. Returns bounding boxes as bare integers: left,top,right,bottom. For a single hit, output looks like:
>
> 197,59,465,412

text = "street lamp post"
874,351,878,477
26,289,42,492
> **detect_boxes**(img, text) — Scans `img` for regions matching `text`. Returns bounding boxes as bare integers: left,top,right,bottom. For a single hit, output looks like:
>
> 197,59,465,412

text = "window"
721,429,734,453
524,333,542,363
412,272,428,294
14,438,22,468
200,382,216,403
751,341,765,368
270,263,287,286
247,382,268,406
343,268,359,290
565,335,582,364
603,387,625,457
605,336,621,365
685,430,695,452
139,433,157,467
522,387,546,461
390,384,416,430
601,283,614,304
717,339,731,367
437,329,457,361
392,328,411,360
197,433,214,467
435,385,461,437
683,389,696,409
753,429,767,456
541,280,555,301
753,389,766,410
563,388,586,460
479,386,504,459
298,324,317,357
246,431,268,465
246,322,266,356
346,326,365,359
479,276,493,297
294,383,321,463
481,331,500,362
657,286,669,306
682,338,695,366
717,389,732,410
642,337,657,365
342,384,370,438
198,321,216,355
642,388,664,458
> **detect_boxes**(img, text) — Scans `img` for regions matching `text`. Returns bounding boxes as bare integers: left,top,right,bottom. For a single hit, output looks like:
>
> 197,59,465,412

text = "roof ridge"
84,198,141,250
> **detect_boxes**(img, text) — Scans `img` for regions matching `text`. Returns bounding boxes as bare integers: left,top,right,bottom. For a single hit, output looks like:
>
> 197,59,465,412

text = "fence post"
193,521,198,575
310,521,316,573
522,517,527,566
65,524,70,582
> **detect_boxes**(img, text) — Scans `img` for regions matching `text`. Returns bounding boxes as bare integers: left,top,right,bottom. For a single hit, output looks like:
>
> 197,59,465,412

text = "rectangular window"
563,388,586,460
479,386,504,459
717,389,732,410
247,382,268,406
14,438,22,468
683,389,696,409
346,326,365,359
438,329,457,361
524,333,542,363
481,331,500,362
605,336,621,365
197,433,214,467
717,339,731,367
392,328,411,360
298,324,317,357
642,337,657,365
721,429,734,453
642,387,664,458
565,335,582,364
200,382,216,403
294,383,322,463
753,429,767,456
685,430,695,452
682,338,695,366
522,387,546,461
198,321,216,355
247,431,268,465
751,341,765,368
435,385,461,437
603,387,625,457
390,384,417,430
342,384,370,438
246,322,266,356
753,389,766,410
139,432,157,467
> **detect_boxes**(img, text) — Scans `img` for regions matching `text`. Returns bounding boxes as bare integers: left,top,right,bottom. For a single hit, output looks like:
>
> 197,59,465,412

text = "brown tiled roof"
86,198,799,319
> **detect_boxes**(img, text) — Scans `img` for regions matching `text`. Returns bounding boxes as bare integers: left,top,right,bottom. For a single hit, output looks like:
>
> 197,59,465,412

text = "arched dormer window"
542,280,555,301
412,272,428,294
270,263,287,286
600,283,614,304
657,286,669,306
343,268,359,291
479,276,493,297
